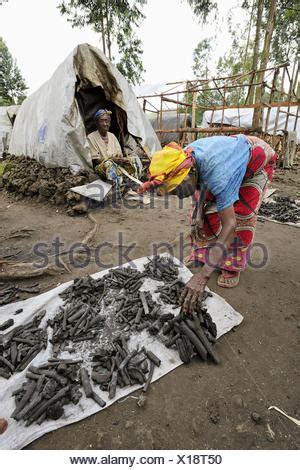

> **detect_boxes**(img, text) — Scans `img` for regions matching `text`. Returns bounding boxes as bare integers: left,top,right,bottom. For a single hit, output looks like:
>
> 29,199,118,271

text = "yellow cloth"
149,142,191,192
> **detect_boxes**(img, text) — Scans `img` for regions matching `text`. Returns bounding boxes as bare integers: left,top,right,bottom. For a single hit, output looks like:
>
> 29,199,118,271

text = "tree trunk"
246,0,264,104
252,0,277,128
100,12,106,55
105,0,112,60
243,0,255,65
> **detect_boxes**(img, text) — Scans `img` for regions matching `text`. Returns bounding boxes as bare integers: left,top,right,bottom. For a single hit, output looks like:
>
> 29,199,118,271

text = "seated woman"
87,108,123,165
87,108,142,192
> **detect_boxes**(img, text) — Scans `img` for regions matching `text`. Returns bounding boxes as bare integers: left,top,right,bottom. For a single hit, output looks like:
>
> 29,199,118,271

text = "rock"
232,394,244,408
208,401,220,424
29,181,40,195
54,192,66,205
235,423,247,434
66,191,78,202
66,207,75,217
125,420,134,430
72,201,88,214
251,412,263,424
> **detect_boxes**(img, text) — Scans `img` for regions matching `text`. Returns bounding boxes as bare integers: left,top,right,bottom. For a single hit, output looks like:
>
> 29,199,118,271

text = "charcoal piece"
41,369,68,386
159,313,175,323
149,305,160,319
36,412,47,425
0,367,10,379
91,391,106,408
13,334,35,345
42,378,59,399
56,363,68,375
15,395,42,421
91,371,111,384
67,305,87,323
175,335,193,363
47,358,83,364
80,368,93,398
144,349,161,367
143,361,155,393
72,334,96,342
136,321,151,332
70,385,82,404
26,386,70,425
202,327,216,343
9,342,17,366
0,355,15,372
0,319,14,331
11,381,36,418
127,367,146,384
201,312,217,339
108,370,118,400
46,404,64,420
134,307,143,324
185,315,220,364
164,333,181,348
26,371,42,381
139,359,149,374
178,322,207,361
148,319,162,336
14,309,23,315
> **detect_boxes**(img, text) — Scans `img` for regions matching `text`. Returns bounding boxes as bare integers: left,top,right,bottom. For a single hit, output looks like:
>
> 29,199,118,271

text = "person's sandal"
217,270,240,288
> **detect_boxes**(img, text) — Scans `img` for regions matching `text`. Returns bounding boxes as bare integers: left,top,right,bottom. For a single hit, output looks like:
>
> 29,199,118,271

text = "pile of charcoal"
49,256,219,364
113,290,167,334
48,276,107,351
90,335,161,399
10,359,83,426
0,311,47,379
0,283,40,307
143,255,179,282
259,196,300,223
10,335,162,426
162,304,219,364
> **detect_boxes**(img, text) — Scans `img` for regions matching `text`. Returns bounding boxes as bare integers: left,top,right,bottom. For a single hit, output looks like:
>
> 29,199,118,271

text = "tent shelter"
9,44,161,169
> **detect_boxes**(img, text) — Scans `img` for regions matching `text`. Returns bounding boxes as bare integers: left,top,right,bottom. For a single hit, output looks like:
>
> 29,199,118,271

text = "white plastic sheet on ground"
0,255,243,450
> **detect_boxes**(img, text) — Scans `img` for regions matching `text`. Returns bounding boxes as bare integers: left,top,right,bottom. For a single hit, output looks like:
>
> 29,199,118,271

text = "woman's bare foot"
217,270,240,288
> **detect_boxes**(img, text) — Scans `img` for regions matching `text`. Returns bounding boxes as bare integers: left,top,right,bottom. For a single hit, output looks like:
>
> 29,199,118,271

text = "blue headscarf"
94,108,112,119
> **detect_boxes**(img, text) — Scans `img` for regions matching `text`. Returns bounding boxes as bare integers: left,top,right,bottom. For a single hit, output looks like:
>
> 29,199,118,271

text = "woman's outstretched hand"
179,273,208,314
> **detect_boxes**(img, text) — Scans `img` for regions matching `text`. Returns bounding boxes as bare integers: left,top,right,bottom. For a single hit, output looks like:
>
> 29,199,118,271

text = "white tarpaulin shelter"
0,105,19,158
201,107,300,142
9,44,160,169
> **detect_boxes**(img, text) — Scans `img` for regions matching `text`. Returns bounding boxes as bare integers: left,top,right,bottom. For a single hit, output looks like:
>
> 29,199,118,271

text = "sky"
0,0,247,94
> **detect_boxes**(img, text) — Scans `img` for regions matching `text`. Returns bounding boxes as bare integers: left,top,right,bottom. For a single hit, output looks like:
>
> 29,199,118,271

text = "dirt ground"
0,167,299,450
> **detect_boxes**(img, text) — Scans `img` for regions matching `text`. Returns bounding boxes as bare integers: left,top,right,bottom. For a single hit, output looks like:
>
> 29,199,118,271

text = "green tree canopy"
58,0,147,85
0,37,27,105
192,38,213,79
